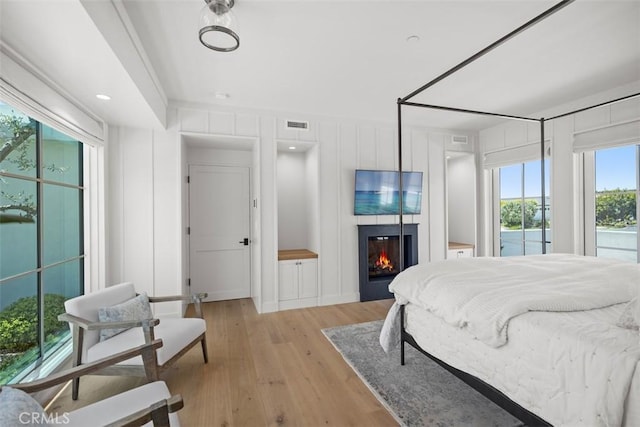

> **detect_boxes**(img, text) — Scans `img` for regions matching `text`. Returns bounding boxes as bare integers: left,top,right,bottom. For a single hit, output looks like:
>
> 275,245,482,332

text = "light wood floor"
47,298,398,426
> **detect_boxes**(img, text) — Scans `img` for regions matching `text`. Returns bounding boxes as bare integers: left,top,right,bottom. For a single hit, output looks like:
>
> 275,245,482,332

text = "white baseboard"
319,293,359,306
260,300,279,313
260,293,361,313
278,297,318,311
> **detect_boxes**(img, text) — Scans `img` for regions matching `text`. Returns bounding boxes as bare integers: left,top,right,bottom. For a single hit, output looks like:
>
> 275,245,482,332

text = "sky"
500,145,638,199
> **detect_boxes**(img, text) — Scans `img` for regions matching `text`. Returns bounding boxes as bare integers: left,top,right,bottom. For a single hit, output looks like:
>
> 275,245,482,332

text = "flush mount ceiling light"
199,0,239,52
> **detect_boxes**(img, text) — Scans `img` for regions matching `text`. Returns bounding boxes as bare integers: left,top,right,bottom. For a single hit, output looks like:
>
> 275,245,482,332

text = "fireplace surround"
357,224,418,301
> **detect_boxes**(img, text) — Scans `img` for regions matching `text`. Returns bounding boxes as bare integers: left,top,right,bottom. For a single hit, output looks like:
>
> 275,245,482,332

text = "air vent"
286,120,309,131
451,135,469,145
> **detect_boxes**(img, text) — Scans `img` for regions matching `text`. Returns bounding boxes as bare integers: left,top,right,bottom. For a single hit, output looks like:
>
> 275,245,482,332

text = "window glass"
594,145,638,262
42,260,82,356
0,101,84,384
499,164,523,256
499,159,551,256
0,273,39,384
0,177,37,278
43,184,82,265
42,125,81,186
0,105,36,178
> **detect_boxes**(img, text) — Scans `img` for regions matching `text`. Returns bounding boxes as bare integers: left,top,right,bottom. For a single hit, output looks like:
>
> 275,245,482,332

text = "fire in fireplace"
368,236,399,278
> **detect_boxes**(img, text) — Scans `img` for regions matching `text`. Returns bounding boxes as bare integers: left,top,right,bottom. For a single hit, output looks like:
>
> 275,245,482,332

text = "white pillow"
616,297,639,331
0,387,50,426
98,293,153,341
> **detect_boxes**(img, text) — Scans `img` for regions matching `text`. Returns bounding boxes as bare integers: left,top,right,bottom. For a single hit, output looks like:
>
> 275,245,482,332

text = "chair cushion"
87,318,206,366
64,381,180,427
98,293,153,341
0,387,50,426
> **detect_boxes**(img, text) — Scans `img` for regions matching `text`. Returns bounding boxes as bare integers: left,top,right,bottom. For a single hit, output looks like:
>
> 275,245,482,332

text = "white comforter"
388,253,638,347
382,254,640,426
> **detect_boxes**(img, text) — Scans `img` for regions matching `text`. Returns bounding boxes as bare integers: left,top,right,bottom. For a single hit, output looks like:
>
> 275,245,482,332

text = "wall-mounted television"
354,169,424,215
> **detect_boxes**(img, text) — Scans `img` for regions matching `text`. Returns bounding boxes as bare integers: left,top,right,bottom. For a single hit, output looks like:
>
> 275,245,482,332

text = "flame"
375,250,394,271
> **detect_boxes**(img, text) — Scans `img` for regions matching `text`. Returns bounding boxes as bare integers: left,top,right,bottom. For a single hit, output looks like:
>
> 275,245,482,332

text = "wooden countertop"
448,242,474,249
278,249,318,261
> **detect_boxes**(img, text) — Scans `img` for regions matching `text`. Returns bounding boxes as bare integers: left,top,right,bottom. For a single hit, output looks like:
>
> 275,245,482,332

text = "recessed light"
288,146,296,150
406,35,420,43
96,94,111,101
214,92,230,100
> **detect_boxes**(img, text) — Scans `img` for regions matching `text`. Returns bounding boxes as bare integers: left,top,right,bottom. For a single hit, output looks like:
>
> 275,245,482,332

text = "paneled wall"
108,104,476,313
107,125,182,317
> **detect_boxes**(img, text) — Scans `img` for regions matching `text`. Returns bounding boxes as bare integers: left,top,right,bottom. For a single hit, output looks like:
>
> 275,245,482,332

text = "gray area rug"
322,320,524,427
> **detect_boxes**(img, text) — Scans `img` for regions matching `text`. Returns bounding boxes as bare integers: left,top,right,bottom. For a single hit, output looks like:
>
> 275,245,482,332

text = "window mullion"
521,163,526,255
35,122,45,364
636,145,639,263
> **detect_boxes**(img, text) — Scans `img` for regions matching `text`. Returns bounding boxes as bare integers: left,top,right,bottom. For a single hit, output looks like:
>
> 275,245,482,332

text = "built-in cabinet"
277,141,320,310
278,249,318,309
447,242,474,259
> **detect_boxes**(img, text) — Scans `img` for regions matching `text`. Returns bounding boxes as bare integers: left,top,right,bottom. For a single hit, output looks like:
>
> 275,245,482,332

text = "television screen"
354,169,423,215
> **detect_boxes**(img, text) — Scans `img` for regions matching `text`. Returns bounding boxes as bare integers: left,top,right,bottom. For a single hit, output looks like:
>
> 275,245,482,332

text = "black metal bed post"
540,118,547,254
400,304,406,365
398,99,405,272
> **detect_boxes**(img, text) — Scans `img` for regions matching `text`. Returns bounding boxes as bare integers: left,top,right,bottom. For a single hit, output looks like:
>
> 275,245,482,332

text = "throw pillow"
98,293,153,341
0,387,50,426
616,297,639,331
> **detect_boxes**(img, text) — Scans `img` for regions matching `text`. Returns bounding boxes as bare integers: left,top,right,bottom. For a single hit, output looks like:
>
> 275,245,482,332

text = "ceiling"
1,0,639,132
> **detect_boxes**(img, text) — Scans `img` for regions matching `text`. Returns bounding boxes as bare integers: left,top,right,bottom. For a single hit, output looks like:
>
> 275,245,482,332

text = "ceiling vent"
451,135,469,145
286,120,309,131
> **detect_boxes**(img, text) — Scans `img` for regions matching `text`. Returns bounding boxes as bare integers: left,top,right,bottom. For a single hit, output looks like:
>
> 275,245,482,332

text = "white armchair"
1,340,183,426
58,282,208,400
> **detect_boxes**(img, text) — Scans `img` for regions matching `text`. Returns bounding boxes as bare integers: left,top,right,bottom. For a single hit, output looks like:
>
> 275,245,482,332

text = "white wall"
107,125,182,317
107,103,476,312
277,152,309,249
447,153,476,246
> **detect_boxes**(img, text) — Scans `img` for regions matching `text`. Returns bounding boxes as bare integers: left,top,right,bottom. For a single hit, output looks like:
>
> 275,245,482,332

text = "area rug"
322,320,524,427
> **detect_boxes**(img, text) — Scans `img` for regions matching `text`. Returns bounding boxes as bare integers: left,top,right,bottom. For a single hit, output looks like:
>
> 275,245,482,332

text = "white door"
189,165,251,301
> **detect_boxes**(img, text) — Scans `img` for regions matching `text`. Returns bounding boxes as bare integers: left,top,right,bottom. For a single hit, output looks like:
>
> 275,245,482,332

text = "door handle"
239,238,249,246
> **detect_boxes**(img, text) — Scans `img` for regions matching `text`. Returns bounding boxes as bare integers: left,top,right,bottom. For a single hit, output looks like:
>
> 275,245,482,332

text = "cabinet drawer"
447,247,473,259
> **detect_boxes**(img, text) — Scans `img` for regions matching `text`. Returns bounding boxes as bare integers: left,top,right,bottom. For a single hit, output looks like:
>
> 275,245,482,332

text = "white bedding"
389,253,638,347
381,254,640,426
390,302,640,427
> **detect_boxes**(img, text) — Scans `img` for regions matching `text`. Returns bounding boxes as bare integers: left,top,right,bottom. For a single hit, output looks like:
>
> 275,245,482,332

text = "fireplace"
358,224,418,301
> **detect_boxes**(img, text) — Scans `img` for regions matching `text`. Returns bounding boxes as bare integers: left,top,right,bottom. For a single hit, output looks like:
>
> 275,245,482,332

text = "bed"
379,254,640,426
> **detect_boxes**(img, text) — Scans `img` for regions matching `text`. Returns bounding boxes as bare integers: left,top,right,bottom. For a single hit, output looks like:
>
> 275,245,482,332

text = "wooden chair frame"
58,293,208,400
5,340,184,427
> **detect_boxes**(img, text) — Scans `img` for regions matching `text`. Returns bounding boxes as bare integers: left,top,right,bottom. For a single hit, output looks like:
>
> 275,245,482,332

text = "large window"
498,159,551,256
593,144,638,262
0,102,84,384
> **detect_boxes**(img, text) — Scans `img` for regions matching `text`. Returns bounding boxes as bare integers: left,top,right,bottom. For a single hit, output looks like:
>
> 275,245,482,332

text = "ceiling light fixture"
96,94,111,101
406,35,420,43
199,0,239,52
288,146,296,150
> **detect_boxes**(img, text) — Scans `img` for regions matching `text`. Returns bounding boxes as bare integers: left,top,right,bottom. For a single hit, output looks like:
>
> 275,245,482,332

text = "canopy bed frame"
392,0,640,425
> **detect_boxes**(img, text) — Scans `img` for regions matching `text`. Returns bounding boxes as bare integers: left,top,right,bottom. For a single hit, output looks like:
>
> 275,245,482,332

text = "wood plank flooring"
47,298,397,426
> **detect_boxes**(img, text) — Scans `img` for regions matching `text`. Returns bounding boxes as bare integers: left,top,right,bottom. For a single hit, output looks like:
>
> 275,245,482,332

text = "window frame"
0,102,96,384
492,158,551,257
581,144,640,262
